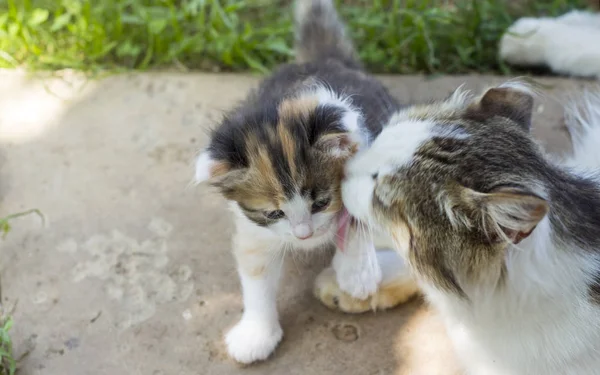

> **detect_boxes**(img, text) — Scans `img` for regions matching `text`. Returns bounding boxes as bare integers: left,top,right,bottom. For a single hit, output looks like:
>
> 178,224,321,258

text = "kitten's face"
196,88,364,248
342,84,549,292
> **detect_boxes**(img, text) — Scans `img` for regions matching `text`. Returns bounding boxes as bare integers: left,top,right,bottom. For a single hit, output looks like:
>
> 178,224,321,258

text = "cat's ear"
194,151,232,183
462,186,548,244
314,133,360,158
470,85,534,131
195,151,248,195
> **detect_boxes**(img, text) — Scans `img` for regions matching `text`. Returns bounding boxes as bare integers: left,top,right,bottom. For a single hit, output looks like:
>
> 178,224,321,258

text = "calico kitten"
194,0,398,364
319,84,600,374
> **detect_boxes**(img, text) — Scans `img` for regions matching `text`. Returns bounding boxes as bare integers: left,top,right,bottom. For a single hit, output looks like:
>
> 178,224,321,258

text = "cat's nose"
293,224,313,240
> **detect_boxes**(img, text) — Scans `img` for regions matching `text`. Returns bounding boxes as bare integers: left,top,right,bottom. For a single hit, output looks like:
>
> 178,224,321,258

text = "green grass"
0,210,43,375
0,0,591,74
0,227,16,375
0,309,16,375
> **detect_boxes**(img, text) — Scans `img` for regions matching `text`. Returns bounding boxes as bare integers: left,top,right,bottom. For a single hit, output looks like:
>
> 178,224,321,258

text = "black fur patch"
590,273,600,305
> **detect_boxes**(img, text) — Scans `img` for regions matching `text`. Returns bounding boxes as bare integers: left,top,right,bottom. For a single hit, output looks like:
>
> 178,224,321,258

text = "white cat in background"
500,10,600,78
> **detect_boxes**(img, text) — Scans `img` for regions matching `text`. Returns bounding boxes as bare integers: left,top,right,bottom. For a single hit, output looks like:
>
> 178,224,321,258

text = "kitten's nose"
293,224,313,240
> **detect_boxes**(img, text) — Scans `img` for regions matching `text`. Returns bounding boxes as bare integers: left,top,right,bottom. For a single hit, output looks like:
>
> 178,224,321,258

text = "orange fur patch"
209,160,231,178
278,96,319,121
245,133,285,201
276,123,298,180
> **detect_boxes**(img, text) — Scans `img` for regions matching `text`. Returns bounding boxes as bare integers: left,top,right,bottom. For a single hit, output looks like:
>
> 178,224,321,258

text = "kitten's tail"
564,89,600,169
294,0,360,68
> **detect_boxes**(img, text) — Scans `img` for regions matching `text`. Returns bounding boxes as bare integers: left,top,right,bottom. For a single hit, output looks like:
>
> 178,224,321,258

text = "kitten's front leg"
225,232,283,364
332,224,382,300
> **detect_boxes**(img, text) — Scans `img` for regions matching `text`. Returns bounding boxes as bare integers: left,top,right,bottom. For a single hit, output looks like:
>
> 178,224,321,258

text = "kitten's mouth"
336,207,355,252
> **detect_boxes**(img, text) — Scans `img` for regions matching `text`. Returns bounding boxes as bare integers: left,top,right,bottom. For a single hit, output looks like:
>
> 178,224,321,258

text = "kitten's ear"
462,186,548,244
314,133,359,158
195,151,248,195
194,151,231,183
471,85,534,131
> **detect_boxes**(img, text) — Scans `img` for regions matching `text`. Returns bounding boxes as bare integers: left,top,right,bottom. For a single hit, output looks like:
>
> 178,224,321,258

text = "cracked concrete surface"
0,71,592,375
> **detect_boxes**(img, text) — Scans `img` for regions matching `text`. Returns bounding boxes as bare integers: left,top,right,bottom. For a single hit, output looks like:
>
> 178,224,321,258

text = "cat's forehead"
243,132,335,199
347,118,470,182
210,89,356,207
350,86,536,186
347,118,436,176
367,98,543,224
211,88,355,164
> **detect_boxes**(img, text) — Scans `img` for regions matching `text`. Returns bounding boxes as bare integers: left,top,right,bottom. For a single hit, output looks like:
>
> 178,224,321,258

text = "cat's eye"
265,210,285,220
372,172,378,180
311,197,331,213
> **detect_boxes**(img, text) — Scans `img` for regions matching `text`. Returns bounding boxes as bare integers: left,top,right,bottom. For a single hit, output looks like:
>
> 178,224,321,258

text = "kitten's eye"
265,210,285,220
372,172,378,180
311,197,331,213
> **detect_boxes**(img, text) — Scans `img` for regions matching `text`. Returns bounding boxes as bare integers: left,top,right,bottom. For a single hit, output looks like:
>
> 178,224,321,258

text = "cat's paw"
314,267,373,313
332,250,382,300
225,317,283,364
314,266,420,314
336,265,381,300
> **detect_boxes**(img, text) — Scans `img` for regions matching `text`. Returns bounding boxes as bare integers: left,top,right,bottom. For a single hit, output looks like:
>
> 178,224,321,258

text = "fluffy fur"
500,10,600,78
194,0,399,364
318,83,600,374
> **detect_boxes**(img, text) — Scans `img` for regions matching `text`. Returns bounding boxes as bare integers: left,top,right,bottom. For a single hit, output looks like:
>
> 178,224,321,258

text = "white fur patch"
310,85,368,148
341,174,375,223
282,194,314,240
497,79,539,98
445,83,472,110
225,315,283,364
500,12,600,78
332,223,382,299
225,251,283,364
194,151,214,183
347,119,434,175
342,119,434,223
565,89,600,170
557,10,600,29
340,108,361,133
425,215,600,375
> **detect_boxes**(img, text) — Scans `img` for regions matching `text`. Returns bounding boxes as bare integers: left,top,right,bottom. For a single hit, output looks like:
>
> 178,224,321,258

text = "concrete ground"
0,71,593,375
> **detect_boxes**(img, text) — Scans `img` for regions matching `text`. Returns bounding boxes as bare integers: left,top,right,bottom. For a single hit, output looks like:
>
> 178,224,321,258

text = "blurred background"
0,0,596,75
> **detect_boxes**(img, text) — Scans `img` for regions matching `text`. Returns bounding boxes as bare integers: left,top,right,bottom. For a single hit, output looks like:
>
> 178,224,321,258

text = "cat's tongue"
336,208,351,252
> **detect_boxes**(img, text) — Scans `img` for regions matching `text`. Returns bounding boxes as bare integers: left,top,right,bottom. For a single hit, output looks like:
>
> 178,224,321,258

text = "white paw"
225,317,283,364
314,267,373,313
332,250,382,300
